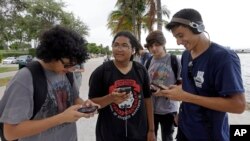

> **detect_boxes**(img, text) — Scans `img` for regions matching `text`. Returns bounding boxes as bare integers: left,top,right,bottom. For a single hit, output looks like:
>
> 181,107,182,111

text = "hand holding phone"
118,87,131,94
78,106,98,113
151,82,168,90
150,88,157,93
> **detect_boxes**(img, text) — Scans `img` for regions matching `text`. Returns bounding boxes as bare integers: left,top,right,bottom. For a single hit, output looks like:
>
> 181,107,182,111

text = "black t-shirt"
89,61,151,141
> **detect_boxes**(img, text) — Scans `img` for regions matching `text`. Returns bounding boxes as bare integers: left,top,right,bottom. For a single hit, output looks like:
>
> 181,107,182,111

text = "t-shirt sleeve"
215,51,245,96
0,68,34,124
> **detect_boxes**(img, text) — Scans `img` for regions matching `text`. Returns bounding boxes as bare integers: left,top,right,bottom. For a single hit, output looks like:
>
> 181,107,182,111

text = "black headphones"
170,17,205,34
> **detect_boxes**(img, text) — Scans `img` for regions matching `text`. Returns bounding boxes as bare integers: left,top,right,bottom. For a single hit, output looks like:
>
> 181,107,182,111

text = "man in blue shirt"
156,8,246,141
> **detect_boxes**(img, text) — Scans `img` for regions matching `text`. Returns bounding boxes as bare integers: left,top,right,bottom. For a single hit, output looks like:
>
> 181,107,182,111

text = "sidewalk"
0,71,17,79
0,86,5,99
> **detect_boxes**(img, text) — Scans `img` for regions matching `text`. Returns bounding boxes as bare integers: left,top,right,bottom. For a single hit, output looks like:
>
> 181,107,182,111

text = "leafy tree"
60,12,89,36
0,0,89,50
87,43,111,55
0,0,28,49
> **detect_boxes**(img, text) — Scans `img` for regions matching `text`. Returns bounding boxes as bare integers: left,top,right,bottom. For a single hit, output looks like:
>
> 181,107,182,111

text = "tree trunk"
132,0,137,36
137,22,141,43
156,0,162,31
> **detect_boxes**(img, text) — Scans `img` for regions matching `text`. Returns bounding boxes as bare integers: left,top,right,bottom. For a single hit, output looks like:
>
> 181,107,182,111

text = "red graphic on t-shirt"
109,79,141,120
55,88,68,112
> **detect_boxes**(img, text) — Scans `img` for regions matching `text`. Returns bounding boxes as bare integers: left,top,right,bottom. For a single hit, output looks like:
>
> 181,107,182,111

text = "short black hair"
112,31,143,59
36,25,88,64
166,8,203,34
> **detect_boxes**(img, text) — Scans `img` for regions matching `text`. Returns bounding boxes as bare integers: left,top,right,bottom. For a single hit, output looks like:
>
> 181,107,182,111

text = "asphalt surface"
1,57,250,141
0,70,17,79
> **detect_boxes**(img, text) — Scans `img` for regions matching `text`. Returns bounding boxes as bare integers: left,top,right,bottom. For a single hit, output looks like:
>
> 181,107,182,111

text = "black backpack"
0,61,73,141
145,54,181,85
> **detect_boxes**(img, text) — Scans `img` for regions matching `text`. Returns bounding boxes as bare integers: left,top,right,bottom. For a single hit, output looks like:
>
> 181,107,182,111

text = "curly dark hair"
36,25,88,64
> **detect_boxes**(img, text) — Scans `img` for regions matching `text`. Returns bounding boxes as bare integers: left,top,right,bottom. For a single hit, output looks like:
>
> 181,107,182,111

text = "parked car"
16,55,33,69
2,57,17,64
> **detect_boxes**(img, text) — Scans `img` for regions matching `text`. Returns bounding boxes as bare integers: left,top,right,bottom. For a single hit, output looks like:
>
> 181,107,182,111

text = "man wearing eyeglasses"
89,31,155,141
155,8,246,141
0,25,98,141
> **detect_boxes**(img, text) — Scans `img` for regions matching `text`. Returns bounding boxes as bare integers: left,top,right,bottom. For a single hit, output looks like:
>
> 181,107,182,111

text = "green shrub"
10,42,31,50
29,48,36,57
0,50,29,58
0,53,3,62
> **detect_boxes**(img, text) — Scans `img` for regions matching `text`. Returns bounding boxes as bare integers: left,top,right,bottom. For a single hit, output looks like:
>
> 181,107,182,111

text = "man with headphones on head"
154,8,246,141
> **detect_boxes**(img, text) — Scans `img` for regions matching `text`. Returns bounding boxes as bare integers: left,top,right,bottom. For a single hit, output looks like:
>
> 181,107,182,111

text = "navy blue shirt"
179,42,245,141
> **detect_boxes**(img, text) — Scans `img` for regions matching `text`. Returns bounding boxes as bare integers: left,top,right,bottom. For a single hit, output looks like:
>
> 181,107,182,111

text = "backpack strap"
170,54,181,85
26,61,48,119
102,61,112,94
133,61,144,83
170,54,178,81
26,61,74,119
66,72,74,86
145,56,153,70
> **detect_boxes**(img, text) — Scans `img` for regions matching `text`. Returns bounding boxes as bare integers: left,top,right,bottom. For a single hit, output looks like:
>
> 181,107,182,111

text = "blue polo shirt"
179,42,245,141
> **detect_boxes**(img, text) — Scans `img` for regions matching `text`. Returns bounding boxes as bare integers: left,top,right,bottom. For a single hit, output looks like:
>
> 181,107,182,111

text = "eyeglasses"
188,61,193,79
59,58,76,68
112,43,131,50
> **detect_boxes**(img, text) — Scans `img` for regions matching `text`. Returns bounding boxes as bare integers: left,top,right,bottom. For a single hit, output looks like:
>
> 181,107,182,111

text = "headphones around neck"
170,17,205,34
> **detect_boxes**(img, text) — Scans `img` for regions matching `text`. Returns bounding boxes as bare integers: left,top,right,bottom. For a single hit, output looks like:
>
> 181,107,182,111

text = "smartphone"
118,87,131,94
78,106,98,113
150,88,157,93
151,82,166,90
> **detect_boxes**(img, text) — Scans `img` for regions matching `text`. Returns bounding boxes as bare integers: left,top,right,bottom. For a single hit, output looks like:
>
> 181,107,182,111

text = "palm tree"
145,0,171,31
107,0,146,42
107,0,170,41
156,0,162,30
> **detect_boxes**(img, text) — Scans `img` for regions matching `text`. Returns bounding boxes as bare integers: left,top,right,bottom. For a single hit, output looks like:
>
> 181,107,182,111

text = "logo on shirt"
109,79,141,120
194,71,204,88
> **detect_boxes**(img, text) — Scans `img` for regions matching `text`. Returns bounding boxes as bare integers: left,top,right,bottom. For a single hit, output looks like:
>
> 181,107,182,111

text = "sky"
63,0,250,49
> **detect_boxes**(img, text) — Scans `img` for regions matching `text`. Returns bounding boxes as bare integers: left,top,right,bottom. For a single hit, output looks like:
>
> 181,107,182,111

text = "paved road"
0,71,17,79
1,57,250,141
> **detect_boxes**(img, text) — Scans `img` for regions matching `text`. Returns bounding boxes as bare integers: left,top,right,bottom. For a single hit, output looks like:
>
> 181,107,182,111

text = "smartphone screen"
78,106,98,113
118,87,131,94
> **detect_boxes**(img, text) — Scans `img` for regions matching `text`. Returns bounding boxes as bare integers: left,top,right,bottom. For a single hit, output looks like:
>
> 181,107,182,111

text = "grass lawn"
0,66,17,86
0,66,18,73
0,76,12,87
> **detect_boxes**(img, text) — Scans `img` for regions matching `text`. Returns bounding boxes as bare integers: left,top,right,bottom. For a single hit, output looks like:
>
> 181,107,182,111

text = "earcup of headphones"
190,22,205,34
196,24,205,33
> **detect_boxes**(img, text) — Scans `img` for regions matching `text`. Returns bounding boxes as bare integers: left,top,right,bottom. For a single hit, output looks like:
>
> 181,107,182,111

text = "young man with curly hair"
0,25,98,141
